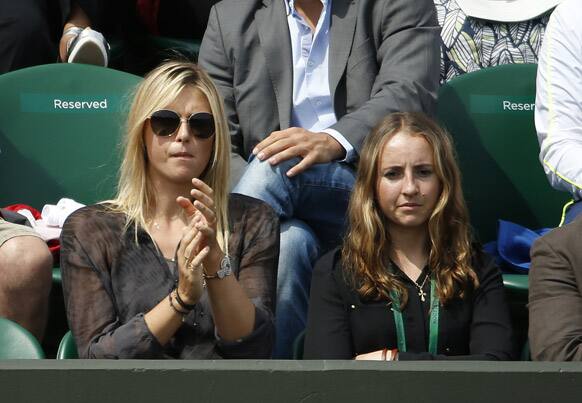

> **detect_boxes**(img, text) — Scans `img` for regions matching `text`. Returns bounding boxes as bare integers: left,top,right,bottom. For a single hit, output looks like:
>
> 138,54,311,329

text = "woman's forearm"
204,252,256,342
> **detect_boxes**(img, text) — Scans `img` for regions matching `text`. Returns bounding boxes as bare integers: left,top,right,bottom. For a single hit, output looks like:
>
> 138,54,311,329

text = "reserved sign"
470,95,535,114
53,99,108,109
20,93,125,113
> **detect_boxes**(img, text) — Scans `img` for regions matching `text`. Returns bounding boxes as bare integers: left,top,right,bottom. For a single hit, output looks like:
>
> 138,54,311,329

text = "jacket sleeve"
529,234,582,361
199,5,248,186
216,199,279,358
330,0,441,156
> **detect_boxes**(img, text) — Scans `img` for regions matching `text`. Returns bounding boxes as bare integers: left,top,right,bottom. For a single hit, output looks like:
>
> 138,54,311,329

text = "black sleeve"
60,208,165,359
304,250,354,359
199,5,248,184
399,254,516,361
329,0,440,153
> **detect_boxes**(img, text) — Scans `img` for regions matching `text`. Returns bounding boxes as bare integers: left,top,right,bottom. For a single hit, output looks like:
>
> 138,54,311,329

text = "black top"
60,193,279,359
304,247,516,360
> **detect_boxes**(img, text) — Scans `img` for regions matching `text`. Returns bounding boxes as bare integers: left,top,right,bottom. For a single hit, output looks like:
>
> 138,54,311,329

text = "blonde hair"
107,60,230,252
342,112,478,306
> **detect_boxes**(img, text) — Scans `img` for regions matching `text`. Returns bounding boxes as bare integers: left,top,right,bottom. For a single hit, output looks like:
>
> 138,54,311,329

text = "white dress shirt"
285,0,355,161
535,0,582,200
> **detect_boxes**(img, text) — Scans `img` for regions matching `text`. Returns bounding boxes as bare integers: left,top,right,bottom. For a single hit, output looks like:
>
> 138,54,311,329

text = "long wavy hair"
106,61,230,252
342,112,478,306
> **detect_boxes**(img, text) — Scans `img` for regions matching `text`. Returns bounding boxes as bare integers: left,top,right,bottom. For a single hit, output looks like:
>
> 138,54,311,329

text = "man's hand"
354,350,384,361
252,128,345,177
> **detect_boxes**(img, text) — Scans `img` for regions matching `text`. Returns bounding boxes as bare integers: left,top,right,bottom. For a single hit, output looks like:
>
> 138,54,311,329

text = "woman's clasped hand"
176,178,223,307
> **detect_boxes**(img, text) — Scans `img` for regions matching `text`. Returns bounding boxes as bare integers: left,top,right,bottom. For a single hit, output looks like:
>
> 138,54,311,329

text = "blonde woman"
61,61,279,359
304,112,515,360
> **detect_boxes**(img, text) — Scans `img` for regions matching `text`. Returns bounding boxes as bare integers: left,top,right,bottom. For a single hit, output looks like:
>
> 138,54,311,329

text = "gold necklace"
413,272,430,302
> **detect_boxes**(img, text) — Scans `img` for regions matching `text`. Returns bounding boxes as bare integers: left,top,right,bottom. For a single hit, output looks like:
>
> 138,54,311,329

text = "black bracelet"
174,288,196,311
168,292,189,316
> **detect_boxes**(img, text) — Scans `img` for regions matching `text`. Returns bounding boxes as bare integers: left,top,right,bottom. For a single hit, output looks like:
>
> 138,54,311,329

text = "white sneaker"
67,28,110,67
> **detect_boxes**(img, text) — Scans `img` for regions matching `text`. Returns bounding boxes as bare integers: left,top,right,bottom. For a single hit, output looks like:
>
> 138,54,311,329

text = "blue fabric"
563,199,582,225
233,156,355,358
483,220,551,273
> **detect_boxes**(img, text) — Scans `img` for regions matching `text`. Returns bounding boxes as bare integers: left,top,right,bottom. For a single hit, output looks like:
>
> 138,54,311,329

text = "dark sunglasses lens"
188,113,215,139
150,110,180,136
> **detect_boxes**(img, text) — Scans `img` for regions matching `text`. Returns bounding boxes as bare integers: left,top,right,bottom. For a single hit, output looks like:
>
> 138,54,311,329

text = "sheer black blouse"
60,193,279,359
304,248,516,360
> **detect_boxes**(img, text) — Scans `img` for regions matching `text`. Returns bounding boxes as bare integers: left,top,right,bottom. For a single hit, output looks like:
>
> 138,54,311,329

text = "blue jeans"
233,156,355,358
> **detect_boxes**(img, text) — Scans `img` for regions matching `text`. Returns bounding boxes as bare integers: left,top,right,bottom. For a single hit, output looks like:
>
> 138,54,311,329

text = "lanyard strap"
390,278,439,354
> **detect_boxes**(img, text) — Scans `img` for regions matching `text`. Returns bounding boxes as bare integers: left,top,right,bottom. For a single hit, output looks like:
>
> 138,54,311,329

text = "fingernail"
268,157,276,164
257,152,265,160
252,147,258,155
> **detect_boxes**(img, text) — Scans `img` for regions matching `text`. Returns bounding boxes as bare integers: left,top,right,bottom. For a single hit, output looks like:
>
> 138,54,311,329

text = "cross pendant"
418,289,427,302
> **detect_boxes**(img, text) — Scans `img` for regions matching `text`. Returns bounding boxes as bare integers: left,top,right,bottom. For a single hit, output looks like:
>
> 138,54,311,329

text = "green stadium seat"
521,339,531,361
292,329,306,360
437,63,568,243
0,63,141,210
56,330,78,359
0,64,141,357
0,63,142,283
0,317,45,359
437,64,564,349
437,64,568,286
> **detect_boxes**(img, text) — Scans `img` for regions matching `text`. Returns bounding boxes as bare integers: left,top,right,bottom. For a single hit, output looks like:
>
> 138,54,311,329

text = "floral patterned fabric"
435,0,552,83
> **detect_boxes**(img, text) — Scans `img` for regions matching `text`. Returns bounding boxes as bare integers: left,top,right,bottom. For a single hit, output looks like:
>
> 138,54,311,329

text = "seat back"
437,64,569,242
0,63,142,209
0,317,45,359
56,330,78,359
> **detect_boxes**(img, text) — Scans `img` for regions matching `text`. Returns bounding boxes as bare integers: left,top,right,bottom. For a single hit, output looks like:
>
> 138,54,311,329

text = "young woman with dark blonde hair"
60,61,279,359
304,112,515,360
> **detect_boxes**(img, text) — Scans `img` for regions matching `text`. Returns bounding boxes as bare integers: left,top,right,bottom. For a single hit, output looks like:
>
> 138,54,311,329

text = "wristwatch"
203,254,232,280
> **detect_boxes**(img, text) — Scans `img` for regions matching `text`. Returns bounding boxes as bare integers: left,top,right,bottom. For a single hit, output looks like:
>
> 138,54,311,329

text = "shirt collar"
285,0,329,17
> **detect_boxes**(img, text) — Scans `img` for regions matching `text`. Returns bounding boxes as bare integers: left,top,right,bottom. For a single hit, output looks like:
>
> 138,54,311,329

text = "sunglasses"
148,110,215,139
